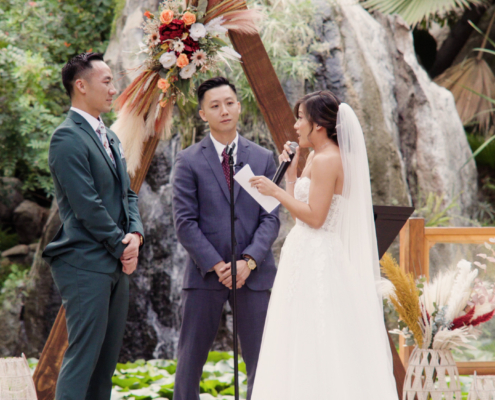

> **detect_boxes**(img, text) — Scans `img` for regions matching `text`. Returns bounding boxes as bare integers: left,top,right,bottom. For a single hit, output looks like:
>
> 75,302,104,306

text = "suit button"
122,194,125,199
121,220,126,226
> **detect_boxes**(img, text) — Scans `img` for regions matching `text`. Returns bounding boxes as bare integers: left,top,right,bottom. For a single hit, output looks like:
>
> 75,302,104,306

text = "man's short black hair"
62,52,104,98
197,76,237,106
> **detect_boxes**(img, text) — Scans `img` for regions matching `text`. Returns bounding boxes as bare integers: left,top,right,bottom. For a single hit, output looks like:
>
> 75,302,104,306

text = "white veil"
336,103,394,368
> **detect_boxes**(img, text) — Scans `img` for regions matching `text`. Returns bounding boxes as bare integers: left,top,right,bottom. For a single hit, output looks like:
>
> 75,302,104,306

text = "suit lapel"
234,136,250,203
68,111,120,182
107,129,126,189
202,136,230,203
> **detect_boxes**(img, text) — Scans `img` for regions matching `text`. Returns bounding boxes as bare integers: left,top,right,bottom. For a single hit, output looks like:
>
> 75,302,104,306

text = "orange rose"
144,11,152,18
182,11,196,26
176,54,189,68
157,78,170,92
160,9,174,25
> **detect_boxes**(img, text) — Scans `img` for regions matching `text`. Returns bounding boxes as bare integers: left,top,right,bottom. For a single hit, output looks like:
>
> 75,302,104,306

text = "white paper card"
234,164,280,213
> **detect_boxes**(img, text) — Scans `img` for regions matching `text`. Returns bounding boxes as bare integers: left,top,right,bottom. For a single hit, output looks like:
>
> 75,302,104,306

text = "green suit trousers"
51,258,129,400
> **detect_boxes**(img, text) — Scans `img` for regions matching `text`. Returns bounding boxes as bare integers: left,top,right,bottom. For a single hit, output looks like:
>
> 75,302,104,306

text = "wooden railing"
399,218,495,374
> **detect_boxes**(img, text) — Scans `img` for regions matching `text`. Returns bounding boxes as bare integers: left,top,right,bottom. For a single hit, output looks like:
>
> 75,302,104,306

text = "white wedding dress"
251,176,399,399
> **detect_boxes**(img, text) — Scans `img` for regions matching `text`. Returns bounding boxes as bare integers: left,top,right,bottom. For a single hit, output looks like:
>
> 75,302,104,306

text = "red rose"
183,35,200,54
159,19,185,42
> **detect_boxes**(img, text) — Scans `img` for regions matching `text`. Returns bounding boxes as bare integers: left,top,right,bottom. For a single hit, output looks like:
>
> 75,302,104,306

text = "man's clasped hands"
120,233,142,275
213,260,251,289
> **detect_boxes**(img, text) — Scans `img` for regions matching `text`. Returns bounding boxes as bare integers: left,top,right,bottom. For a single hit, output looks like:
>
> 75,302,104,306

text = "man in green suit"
42,52,144,400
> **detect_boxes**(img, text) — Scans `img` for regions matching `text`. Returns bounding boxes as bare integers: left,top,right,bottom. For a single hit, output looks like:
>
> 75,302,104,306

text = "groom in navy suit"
172,77,280,400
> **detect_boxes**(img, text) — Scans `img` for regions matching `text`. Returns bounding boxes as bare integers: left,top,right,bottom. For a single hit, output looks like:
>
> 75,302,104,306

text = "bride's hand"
278,141,299,182
249,176,279,197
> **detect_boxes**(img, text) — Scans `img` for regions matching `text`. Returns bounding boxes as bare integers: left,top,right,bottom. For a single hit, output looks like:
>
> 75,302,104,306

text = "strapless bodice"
294,177,344,233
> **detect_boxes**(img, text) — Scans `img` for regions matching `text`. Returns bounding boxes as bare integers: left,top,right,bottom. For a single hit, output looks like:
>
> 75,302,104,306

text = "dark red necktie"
221,149,231,190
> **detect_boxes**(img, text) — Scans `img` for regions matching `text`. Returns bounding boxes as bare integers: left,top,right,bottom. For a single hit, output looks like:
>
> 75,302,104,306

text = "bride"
248,91,398,399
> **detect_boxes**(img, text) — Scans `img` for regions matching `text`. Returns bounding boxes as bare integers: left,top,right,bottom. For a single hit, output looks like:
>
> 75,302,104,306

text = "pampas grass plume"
380,253,423,348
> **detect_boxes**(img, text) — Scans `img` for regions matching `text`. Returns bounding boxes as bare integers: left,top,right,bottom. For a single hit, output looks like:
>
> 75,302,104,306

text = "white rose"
159,52,177,69
189,23,207,41
179,63,197,79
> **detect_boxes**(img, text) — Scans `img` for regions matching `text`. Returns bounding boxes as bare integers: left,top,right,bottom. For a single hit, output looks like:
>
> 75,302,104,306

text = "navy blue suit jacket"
172,134,280,291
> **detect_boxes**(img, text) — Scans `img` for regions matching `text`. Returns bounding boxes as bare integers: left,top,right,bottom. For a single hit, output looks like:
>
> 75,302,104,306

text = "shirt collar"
210,132,239,158
70,107,103,132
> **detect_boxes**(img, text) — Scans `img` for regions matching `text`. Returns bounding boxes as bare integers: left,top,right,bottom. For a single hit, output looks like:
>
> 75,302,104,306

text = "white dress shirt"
210,133,239,165
70,107,102,132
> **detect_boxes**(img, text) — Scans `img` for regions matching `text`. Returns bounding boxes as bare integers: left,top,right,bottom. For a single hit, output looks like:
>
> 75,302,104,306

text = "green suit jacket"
43,110,144,274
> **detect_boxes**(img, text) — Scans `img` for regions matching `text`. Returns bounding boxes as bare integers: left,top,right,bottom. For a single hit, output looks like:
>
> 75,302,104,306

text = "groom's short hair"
62,52,105,98
197,77,237,106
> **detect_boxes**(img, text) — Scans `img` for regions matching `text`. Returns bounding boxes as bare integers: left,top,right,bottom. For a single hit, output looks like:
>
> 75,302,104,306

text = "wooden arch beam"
32,4,405,399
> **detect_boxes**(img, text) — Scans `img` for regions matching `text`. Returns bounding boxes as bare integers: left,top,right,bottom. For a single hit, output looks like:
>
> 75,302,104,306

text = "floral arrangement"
111,0,261,176
381,238,495,352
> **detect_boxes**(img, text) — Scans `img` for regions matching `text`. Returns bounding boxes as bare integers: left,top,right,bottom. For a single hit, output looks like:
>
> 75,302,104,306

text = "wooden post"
398,218,426,367
228,32,308,173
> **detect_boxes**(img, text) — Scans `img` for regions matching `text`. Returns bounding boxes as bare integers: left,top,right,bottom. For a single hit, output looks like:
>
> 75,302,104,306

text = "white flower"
179,63,196,79
189,23,207,41
159,52,177,69
191,50,208,67
171,39,185,53
148,31,160,46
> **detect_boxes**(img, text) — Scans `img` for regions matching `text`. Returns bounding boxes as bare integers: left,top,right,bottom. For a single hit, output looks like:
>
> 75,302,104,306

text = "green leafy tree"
0,0,116,200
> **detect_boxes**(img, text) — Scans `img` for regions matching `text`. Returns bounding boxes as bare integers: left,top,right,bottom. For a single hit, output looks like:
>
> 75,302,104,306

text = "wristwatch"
133,232,144,247
243,255,257,270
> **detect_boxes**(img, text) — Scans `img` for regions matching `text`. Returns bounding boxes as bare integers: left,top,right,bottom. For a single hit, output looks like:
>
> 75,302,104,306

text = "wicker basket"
0,354,37,400
403,347,462,400
468,373,495,400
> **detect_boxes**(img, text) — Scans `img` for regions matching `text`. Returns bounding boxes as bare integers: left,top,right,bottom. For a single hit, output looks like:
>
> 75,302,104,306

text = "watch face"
248,259,256,269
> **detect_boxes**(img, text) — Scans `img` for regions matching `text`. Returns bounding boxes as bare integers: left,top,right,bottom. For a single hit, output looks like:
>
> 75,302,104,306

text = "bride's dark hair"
293,90,341,145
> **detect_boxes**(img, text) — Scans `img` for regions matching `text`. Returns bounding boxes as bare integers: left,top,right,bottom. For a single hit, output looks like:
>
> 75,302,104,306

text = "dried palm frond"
219,9,263,34
362,0,487,27
435,13,495,135
435,57,495,133
381,253,424,348
432,326,477,350
205,0,250,23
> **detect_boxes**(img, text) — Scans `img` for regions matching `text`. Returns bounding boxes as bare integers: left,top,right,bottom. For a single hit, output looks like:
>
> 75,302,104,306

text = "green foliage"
0,263,29,305
0,226,18,252
0,0,116,200
109,352,247,399
226,0,320,118
413,192,459,227
467,133,495,169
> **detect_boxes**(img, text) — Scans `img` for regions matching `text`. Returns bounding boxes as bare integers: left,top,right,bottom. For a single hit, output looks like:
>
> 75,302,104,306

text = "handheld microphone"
225,142,236,157
272,142,299,186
